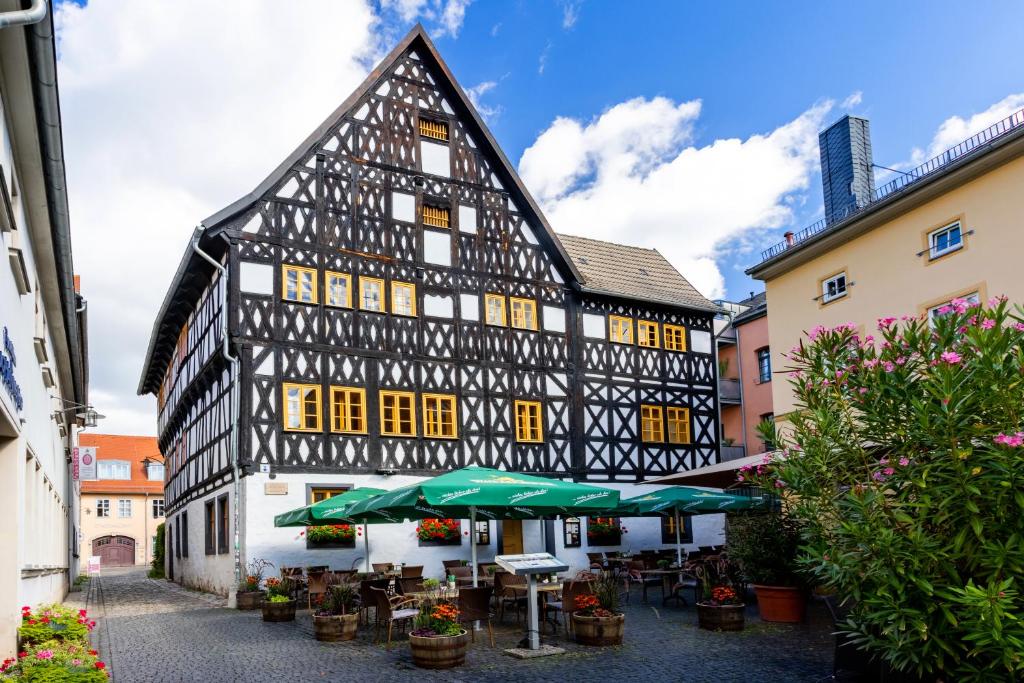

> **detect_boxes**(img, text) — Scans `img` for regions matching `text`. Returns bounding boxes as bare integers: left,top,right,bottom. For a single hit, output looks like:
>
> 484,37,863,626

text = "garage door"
93,535,135,567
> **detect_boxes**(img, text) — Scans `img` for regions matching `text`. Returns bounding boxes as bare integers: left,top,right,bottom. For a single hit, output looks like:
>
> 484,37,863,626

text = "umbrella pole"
470,506,478,588
675,508,683,568
363,520,370,574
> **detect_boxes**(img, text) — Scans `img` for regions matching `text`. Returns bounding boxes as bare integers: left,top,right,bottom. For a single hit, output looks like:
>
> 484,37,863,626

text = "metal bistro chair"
442,559,464,575
623,560,662,604
497,573,528,622
371,562,394,574
368,586,419,649
585,552,606,570
451,566,474,586
543,580,593,635
401,565,424,579
306,570,330,610
396,577,425,596
457,586,496,647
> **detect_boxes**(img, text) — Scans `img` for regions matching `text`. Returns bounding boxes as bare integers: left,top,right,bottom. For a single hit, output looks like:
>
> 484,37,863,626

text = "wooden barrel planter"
572,613,625,646
313,613,359,642
261,599,297,622
236,591,265,611
697,603,746,631
408,630,469,669
753,585,806,623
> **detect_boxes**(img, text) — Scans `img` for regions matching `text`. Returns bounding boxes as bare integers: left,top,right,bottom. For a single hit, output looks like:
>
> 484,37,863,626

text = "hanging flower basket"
305,524,356,549
416,519,462,546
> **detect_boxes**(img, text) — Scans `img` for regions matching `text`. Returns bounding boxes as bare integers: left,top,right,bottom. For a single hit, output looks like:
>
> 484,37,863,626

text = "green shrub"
17,605,93,647
150,522,165,579
745,297,1024,680
726,511,803,587
2,640,107,682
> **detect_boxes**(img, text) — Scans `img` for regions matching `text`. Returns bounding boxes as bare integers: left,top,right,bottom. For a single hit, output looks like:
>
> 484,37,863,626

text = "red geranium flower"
95,661,106,669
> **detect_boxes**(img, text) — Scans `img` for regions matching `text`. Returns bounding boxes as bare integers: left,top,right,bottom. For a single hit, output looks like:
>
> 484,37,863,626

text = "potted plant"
261,576,297,622
585,517,624,546
693,558,745,631
408,588,468,669
237,558,272,610
571,571,625,646
727,511,806,623
415,518,462,546
312,578,360,641
305,523,357,549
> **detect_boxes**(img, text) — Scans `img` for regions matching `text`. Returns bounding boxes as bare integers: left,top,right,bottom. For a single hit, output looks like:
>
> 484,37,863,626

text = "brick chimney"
819,115,874,223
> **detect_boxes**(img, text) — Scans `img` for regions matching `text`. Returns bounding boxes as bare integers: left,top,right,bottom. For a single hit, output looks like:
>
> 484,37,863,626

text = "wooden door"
502,520,523,555
93,535,135,566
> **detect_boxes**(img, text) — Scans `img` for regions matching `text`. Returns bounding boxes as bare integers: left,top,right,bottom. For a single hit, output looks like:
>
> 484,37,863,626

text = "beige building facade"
749,110,1024,419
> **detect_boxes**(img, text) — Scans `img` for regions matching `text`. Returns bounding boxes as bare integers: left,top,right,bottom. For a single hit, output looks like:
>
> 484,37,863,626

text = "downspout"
0,0,46,29
190,232,242,604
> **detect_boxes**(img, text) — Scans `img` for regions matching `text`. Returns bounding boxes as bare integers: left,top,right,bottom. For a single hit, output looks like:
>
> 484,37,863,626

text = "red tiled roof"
79,434,164,494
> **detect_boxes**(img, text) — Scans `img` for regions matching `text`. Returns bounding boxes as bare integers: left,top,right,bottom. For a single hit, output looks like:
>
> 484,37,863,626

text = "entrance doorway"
92,535,136,567
501,520,523,555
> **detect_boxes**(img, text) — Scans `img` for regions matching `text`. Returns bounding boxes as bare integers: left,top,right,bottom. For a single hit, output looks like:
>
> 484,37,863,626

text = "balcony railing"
720,445,746,462
719,378,741,403
759,107,1024,263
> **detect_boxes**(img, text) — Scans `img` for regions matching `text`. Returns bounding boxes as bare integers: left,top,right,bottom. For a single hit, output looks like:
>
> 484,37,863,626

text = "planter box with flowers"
5,604,109,680
585,518,625,546
409,591,468,669
305,523,357,549
416,518,463,547
571,572,625,646
313,578,361,642
236,558,272,610
694,558,746,631
261,576,297,622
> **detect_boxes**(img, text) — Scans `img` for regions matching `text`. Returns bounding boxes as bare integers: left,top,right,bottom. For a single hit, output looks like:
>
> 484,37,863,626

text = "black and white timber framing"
137,26,722,522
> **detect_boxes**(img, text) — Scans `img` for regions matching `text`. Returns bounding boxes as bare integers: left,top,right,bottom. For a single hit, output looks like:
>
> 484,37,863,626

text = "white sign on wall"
87,556,101,576
76,446,98,481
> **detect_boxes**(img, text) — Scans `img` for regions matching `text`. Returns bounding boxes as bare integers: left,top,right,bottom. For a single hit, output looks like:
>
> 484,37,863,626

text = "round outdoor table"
639,569,692,607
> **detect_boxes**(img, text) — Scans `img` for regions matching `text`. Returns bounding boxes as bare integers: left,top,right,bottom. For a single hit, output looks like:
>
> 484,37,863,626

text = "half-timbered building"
137,26,722,594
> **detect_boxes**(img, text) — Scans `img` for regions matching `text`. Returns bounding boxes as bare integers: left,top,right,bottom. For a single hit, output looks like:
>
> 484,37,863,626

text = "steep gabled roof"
557,233,719,313
79,433,164,495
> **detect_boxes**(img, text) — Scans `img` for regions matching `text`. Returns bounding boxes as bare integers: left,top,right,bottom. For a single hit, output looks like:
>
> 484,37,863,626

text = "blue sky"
53,0,1024,433
399,0,1024,300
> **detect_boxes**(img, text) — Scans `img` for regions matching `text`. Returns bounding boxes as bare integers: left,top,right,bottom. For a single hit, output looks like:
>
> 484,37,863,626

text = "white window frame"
927,291,980,327
821,272,848,303
98,460,131,480
147,463,165,481
928,221,963,259
153,499,165,518
118,499,132,518
96,499,110,518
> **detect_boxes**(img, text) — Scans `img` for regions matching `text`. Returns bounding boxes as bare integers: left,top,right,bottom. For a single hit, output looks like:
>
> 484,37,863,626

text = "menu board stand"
495,553,569,651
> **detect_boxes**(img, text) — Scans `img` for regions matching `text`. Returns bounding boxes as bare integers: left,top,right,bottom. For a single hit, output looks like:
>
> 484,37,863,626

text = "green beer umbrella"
273,487,388,527
613,487,771,566
337,467,621,585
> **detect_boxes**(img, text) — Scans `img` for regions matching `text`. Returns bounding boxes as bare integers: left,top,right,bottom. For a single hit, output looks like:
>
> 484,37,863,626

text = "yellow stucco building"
748,109,1024,420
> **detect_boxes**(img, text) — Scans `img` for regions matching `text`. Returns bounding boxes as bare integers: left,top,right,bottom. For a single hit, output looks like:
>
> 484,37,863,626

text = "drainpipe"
0,0,46,29
190,232,242,605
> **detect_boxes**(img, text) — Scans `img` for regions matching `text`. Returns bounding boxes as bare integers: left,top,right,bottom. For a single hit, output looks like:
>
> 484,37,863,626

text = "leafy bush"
17,605,93,646
238,558,273,592
745,298,1024,681
2,640,107,682
263,576,294,601
726,511,803,587
315,578,360,616
149,522,165,579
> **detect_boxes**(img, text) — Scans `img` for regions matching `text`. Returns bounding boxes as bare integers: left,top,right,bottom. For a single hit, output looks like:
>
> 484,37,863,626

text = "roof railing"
758,107,1024,263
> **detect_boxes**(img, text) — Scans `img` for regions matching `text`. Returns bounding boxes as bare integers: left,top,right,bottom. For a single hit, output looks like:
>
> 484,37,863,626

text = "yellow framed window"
329,387,367,434
509,297,538,330
638,320,660,348
666,407,690,445
360,277,384,312
380,391,416,437
391,281,417,316
514,400,544,443
664,324,687,352
419,118,449,142
325,272,352,308
310,487,348,504
609,315,634,344
283,383,321,432
422,394,457,439
422,205,450,229
282,265,317,304
640,405,664,443
485,293,506,326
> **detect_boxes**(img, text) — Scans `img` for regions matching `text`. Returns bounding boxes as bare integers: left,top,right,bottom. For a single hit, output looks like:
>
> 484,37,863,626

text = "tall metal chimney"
819,115,874,223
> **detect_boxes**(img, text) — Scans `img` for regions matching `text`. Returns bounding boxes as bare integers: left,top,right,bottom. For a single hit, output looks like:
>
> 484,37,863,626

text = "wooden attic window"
422,205,450,229
419,118,449,142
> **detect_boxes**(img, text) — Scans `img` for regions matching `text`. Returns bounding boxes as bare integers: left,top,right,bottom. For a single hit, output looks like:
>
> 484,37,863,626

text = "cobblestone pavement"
70,568,840,683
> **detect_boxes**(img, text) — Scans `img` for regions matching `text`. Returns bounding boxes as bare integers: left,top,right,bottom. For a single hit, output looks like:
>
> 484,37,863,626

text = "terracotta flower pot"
313,612,359,641
572,613,625,646
753,585,806,623
408,630,469,669
236,590,265,610
696,603,746,631
261,599,297,622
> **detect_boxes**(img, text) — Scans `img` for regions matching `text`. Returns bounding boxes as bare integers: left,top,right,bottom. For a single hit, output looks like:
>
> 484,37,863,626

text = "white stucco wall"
166,485,237,595
241,473,724,581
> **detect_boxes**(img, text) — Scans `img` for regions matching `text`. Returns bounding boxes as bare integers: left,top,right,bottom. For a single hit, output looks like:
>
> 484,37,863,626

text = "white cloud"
465,80,502,121
538,40,552,75
560,0,583,29
923,92,1024,160
841,90,863,109
56,0,383,435
381,0,472,37
519,97,834,299
438,0,472,37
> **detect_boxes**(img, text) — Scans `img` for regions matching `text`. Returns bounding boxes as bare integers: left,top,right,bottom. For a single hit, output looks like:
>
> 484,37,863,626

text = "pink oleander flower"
864,358,879,369
883,467,895,476
950,298,970,314
940,351,962,365
879,457,889,465
883,361,895,373
895,356,907,366
1013,322,1024,332
774,479,787,489
993,432,1024,447
808,324,827,341
821,379,831,386
989,295,1007,306
736,474,745,482
937,305,953,316
858,387,868,395
881,340,892,349
898,457,910,466
981,319,995,330
833,322,858,332
877,317,897,329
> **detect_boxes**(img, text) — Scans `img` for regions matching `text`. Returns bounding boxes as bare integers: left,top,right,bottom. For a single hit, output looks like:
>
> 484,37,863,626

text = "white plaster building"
0,3,89,657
